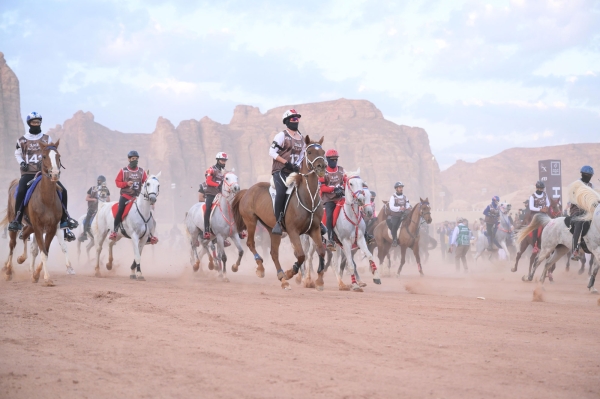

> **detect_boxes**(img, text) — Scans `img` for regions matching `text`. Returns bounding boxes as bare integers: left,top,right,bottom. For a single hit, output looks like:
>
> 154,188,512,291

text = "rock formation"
0,52,25,173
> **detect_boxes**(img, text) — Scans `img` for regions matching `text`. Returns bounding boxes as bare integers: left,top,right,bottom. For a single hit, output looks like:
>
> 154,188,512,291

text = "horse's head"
40,140,61,182
344,169,366,207
303,135,326,177
499,202,511,214
143,171,161,205
549,198,562,217
419,197,432,224
222,172,240,198
361,187,374,218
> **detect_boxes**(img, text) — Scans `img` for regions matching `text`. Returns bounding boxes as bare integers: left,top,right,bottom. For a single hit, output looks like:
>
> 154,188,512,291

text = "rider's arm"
483,206,490,216
319,176,334,194
115,169,128,188
85,192,96,202
405,199,411,209
545,196,550,208
14,140,24,164
269,132,285,162
205,168,219,187
141,170,148,183
389,195,401,212
529,196,541,212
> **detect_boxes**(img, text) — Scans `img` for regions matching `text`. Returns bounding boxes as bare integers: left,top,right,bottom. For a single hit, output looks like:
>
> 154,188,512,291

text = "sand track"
1,259,599,398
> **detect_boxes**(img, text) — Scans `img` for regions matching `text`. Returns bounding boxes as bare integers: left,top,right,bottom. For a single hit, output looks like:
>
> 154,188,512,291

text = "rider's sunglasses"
289,117,300,122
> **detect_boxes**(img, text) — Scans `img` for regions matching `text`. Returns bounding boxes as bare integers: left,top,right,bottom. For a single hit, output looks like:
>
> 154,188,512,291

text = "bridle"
42,146,61,180
217,172,239,236
295,143,326,234
220,172,239,199
301,143,326,176
142,176,160,201
341,176,366,244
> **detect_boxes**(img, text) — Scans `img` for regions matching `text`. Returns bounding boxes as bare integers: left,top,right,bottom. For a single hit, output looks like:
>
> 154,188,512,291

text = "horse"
327,173,380,291
373,198,433,277
512,198,562,273
184,172,243,281
2,141,64,285
474,202,513,263
232,135,327,290
92,172,161,280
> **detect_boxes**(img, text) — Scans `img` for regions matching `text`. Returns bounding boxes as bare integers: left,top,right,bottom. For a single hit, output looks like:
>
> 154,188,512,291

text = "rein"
42,146,61,180
216,172,237,236
293,143,324,234
341,176,365,243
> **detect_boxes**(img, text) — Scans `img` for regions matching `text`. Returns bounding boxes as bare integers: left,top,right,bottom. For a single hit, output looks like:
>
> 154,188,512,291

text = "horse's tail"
0,208,7,230
516,213,551,244
428,236,438,250
232,189,247,232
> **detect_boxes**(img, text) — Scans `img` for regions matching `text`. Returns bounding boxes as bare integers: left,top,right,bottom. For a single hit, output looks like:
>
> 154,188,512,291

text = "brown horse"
374,198,432,277
512,198,561,274
2,141,63,285
232,136,327,290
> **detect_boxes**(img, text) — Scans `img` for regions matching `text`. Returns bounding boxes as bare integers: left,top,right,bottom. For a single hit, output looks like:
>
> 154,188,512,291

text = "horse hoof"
352,284,364,292
255,269,265,278
373,278,381,285
521,276,529,282
106,263,112,271
43,280,55,287
32,277,39,283
578,269,584,275
316,285,324,292
137,276,145,281
232,264,239,273
281,280,291,290
358,281,367,288
130,274,137,280
339,285,350,291
395,273,401,279
66,266,76,275
17,256,26,265
5,273,12,281
511,268,517,273
193,261,200,272
208,262,215,271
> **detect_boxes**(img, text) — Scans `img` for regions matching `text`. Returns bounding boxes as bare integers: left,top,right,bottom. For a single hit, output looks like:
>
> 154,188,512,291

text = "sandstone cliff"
0,52,25,173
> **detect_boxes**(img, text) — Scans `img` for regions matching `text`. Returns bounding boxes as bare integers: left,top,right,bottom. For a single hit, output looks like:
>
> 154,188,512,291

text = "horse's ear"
356,167,360,175
318,136,324,145
420,197,424,202
155,171,161,178
147,170,150,176
53,139,60,148
304,135,311,145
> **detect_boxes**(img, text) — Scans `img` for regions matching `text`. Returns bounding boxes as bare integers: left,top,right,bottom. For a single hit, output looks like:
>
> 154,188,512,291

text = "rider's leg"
486,223,493,249
9,174,35,230
272,171,289,235
203,194,215,238
113,196,128,232
572,221,583,260
325,201,336,248
390,216,401,246
56,182,78,229
492,224,501,248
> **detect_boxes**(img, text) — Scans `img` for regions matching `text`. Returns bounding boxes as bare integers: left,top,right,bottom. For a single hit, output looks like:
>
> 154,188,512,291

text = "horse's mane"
568,180,600,221
345,169,360,179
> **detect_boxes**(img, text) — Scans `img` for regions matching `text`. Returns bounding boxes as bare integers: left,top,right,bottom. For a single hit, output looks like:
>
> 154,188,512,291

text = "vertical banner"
538,159,562,208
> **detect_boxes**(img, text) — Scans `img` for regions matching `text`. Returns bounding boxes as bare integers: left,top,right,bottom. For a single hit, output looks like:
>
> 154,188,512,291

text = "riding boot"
272,212,284,235
63,229,76,242
203,220,211,239
8,210,24,232
320,222,327,236
326,230,336,251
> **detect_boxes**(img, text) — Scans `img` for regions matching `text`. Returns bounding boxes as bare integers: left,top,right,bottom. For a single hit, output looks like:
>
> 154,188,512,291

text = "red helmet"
325,149,339,158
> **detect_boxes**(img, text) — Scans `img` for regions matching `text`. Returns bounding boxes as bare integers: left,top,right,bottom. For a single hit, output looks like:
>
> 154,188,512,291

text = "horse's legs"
17,227,32,265
356,234,381,284
106,238,116,271
525,245,553,282
302,238,316,288
397,246,408,277
243,217,264,277
341,239,362,292
589,255,595,276
36,228,56,286
578,255,586,275
588,262,600,293
512,240,528,272
268,233,287,287
29,236,39,275
331,244,348,290
283,231,305,283
130,235,145,281
230,233,244,274
4,230,19,280
55,227,74,275
307,227,326,291
216,235,228,282
86,238,94,262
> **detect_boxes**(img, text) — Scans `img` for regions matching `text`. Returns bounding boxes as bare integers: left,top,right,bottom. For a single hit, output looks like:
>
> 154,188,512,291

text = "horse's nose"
150,194,157,205
233,185,240,193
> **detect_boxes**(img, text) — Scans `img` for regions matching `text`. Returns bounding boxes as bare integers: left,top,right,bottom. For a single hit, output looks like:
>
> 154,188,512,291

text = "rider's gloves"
20,162,27,171
334,186,344,198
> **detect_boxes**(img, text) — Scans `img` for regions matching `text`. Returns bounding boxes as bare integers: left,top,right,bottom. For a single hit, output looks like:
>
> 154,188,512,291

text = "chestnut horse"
232,136,327,290
512,197,561,274
374,198,433,277
2,141,64,285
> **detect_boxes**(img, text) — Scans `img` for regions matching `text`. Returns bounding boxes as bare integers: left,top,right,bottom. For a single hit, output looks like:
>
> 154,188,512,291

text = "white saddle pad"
268,180,294,211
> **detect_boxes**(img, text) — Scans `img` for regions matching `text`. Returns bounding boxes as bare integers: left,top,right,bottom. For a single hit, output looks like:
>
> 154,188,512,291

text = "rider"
362,182,376,243
203,152,228,239
79,175,111,241
8,112,78,241
570,165,594,260
319,148,345,250
269,109,305,235
528,180,550,253
449,217,471,272
386,182,411,247
483,196,500,250
110,150,147,241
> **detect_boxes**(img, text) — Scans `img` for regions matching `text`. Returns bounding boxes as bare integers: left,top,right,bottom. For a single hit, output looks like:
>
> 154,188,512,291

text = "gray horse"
475,202,513,263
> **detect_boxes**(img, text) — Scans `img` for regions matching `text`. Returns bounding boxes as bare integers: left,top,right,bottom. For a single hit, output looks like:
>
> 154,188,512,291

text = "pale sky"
2,0,599,168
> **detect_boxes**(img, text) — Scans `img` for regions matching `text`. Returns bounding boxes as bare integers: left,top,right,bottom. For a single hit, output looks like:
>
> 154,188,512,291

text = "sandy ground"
1,235,599,399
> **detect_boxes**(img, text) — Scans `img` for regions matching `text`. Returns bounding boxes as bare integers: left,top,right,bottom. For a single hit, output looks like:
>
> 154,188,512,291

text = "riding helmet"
492,195,500,202
128,150,140,158
581,165,594,176
26,112,42,125
282,109,301,124
535,180,545,189
97,175,106,182
216,152,228,160
394,182,404,188
325,149,339,158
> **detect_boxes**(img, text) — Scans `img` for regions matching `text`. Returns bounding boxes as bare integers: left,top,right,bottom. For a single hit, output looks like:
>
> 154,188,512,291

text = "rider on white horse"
79,175,111,242
570,165,594,260
110,150,147,241
8,112,78,241
483,196,501,250
528,180,550,254
386,182,411,247
203,152,228,239
319,148,345,251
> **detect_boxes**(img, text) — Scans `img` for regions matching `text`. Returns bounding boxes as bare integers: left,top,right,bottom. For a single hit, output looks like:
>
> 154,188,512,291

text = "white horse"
330,170,381,292
92,172,161,280
16,224,75,276
184,172,243,281
474,202,513,263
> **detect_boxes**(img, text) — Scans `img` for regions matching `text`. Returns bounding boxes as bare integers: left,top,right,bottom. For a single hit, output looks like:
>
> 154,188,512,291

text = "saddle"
321,199,344,227
111,200,135,220
16,174,63,208
201,194,220,214
564,216,591,252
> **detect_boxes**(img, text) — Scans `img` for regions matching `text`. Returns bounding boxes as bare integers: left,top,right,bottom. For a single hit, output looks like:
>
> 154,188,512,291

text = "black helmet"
394,181,404,188
535,180,545,189
128,150,140,158
370,190,376,198
97,175,106,182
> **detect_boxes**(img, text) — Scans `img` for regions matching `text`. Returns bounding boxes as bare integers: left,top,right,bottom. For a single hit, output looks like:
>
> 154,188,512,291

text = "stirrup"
64,229,76,242
272,222,283,236
326,240,336,251
392,239,398,247
203,232,211,239
109,231,118,241
8,221,23,232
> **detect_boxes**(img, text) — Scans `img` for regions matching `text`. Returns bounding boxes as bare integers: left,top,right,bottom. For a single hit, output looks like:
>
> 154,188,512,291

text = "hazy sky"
2,0,599,168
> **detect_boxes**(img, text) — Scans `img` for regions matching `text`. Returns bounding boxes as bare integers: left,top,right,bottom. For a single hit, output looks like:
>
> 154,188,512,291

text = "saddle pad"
21,175,62,207
321,199,345,227
565,216,591,238
201,195,220,214
112,200,134,219
527,227,543,239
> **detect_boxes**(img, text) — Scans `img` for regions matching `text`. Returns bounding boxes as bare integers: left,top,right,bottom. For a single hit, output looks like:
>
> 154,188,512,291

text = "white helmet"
282,109,301,124
216,152,228,160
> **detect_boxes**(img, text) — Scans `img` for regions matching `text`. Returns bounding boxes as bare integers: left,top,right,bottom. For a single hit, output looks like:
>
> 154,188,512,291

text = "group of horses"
1,138,598,295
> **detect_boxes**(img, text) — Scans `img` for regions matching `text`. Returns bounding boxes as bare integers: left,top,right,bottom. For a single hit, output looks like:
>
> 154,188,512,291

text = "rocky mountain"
0,56,440,221
441,144,600,208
